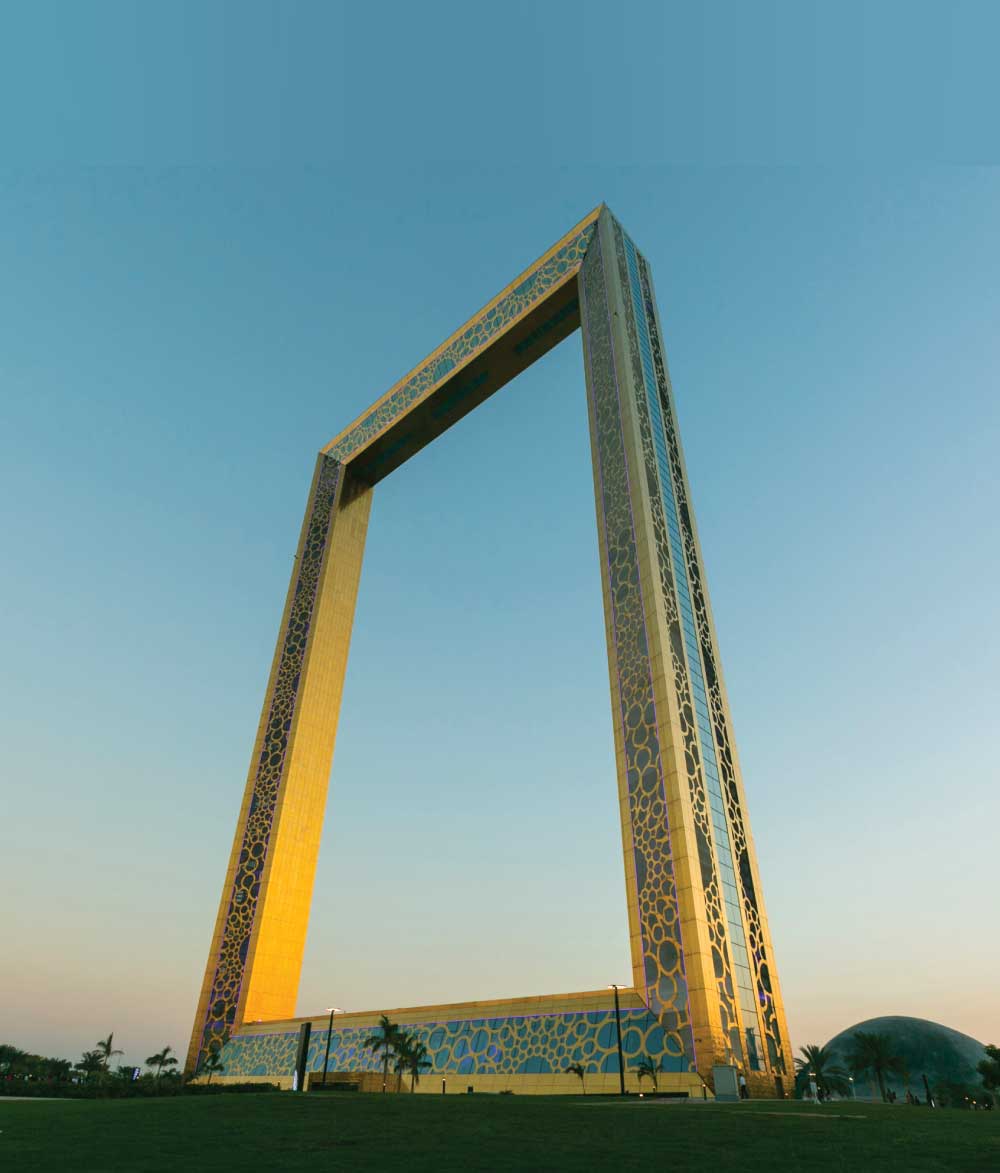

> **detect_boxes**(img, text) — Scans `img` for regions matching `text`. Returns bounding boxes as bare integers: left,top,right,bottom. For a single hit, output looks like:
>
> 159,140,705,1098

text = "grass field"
2,1093,998,1172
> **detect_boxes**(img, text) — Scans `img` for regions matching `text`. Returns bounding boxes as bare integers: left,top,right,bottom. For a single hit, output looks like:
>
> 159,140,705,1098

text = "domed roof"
824,1016,988,1098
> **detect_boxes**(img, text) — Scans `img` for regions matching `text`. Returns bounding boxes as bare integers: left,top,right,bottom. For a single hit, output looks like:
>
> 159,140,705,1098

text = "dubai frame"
187,206,793,1095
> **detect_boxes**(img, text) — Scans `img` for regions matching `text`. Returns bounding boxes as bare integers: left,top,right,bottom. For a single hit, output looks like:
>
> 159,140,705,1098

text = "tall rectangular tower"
580,211,792,1087
189,206,792,1095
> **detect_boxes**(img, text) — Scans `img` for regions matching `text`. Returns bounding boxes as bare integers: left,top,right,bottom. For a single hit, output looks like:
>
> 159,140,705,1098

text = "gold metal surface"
188,207,793,1095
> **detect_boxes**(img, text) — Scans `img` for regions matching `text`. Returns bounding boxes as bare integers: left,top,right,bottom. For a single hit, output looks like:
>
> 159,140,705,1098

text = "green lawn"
2,1094,998,1172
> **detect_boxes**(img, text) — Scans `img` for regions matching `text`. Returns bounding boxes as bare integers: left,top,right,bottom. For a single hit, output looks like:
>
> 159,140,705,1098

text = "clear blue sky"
1,2,998,1071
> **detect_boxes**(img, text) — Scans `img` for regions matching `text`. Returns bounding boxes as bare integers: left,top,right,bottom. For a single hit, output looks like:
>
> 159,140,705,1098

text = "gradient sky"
2,2,998,1071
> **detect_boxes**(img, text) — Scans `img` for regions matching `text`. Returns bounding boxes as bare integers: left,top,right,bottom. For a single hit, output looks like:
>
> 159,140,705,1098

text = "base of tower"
209,987,711,1097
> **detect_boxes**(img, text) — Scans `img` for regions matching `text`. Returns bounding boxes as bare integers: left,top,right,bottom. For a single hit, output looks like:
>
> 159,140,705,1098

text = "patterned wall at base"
220,1009,687,1079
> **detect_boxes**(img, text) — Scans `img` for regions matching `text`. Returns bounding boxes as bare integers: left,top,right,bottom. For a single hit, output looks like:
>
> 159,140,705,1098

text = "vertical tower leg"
637,255,793,1088
580,208,792,1086
186,454,371,1074
579,217,697,1074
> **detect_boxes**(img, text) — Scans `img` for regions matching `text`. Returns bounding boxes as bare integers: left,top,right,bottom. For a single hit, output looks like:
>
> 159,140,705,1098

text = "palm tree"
363,1015,401,1093
394,1033,431,1093
391,1030,411,1093
0,1045,28,1075
75,1050,106,1081
49,1057,73,1081
95,1033,123,1072
566,1062,586,1094
634,1055,661,1092
794,1044,852,1099
146,1046,178,1081
201,1049,225,1085
978,1043,1000,1102
845,1031,904,1102
196,1027,230,1084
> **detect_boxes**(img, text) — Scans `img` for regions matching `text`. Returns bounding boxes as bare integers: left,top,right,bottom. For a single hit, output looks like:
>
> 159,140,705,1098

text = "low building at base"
215,988,714,1096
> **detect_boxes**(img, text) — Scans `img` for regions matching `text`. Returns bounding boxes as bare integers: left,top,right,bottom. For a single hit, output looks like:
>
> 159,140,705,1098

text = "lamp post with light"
608,984,627,1096
321,1007,343,1087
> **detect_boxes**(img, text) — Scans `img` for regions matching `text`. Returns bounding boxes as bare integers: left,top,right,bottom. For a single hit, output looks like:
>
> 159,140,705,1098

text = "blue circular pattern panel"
220,1006,693,1079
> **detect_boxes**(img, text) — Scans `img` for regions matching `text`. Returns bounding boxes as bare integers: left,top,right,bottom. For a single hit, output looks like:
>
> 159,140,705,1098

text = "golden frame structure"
186,206,792,1094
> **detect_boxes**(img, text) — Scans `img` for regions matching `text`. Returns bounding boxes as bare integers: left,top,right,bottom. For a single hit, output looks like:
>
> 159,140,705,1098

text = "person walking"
739,1073,749,1100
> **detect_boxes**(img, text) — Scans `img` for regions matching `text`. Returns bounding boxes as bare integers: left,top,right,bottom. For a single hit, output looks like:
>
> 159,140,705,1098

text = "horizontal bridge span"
321,206,601,483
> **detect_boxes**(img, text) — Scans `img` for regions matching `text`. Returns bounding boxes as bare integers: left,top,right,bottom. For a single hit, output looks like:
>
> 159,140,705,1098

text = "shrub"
0,1077,281,1100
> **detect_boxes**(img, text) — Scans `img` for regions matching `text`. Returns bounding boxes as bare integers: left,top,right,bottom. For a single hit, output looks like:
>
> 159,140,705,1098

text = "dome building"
824,1016,988,1102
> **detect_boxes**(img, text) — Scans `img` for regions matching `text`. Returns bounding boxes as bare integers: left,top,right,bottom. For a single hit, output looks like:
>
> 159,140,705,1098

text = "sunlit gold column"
186,456,371,1072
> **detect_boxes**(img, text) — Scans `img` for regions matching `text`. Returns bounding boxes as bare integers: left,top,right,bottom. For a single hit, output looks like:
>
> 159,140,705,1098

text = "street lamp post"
322,1007,343,1087
608,984,627,1096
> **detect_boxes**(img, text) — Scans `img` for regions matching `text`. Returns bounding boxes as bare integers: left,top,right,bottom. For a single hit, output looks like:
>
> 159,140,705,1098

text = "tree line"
1,1032,226,1091
9,1021,996,1105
